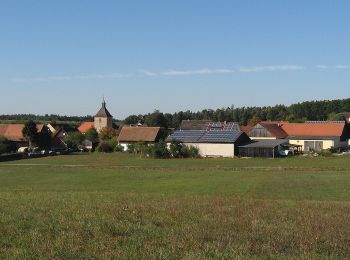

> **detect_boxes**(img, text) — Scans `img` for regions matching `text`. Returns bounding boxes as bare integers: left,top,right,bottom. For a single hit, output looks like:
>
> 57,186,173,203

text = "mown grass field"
1,153,350,259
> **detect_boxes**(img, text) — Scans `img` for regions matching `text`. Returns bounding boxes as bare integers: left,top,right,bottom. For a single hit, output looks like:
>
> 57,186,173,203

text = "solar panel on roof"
199,130,242,143
166,130,206,142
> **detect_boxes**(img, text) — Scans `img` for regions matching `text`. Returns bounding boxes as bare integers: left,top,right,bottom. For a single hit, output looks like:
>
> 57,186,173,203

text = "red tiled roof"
281,122,346,137
118,127,160,142
78,122,95,133
0,124,44,141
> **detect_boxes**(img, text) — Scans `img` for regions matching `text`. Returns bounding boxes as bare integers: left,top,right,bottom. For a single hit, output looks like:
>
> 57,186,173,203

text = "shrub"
169,140,183,158
320,149,333,157
98,127,117,141
0,137,16,155
127,142,149,156
169,140,200,158
65,132,84,150
96,137,123,153
96,142,114,153
151,140,170,159
114,144,124,152
188,146,201,158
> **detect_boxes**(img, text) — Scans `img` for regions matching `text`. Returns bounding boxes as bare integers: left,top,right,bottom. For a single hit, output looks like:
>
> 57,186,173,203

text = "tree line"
1,98,350,129
125,98,350,128
0,114,94,123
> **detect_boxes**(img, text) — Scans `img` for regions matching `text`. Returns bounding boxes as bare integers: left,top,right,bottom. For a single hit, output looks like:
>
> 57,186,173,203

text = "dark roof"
239,139,288,148
95,101,113,118
50,123,76,132
166,130,206,143
166,130,246,144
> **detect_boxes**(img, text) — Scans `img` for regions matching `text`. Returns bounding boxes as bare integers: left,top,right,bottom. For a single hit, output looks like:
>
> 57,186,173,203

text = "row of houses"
1,101,349,158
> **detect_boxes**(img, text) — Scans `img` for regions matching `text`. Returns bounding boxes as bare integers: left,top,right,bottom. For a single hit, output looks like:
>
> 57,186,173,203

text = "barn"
166,130,250,158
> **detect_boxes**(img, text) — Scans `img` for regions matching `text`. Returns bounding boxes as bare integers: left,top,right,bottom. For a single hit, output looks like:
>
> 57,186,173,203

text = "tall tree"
22,120,38,147
85,127,99,144
99,127,117,141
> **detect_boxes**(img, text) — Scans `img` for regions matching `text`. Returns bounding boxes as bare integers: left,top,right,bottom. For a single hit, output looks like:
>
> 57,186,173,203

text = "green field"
1,154,350,259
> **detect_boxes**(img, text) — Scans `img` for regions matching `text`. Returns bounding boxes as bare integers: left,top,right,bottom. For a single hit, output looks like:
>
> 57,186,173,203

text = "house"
281,122,349,152
78,99,116,134
78,122,95,134
166,130,251,158
117,126,162,150
0,124,49,148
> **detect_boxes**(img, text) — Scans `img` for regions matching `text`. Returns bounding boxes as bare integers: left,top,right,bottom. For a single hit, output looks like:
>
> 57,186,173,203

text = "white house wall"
289,138,347,151
184,143,235,158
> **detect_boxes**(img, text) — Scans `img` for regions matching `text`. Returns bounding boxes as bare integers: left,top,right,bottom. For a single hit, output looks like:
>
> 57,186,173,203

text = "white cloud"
335,65,350,69
316,65,329,69
162,68,234,76
239,65,305,72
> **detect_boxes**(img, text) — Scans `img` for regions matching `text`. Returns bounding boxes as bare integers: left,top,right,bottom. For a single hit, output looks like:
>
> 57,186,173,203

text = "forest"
1,98,350,128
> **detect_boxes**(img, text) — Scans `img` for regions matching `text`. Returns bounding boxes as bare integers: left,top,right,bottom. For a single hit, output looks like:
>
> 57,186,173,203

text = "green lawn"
1,153,350,259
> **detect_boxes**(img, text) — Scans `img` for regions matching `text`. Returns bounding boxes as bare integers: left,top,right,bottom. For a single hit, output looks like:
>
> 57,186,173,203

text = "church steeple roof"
95,98,113,118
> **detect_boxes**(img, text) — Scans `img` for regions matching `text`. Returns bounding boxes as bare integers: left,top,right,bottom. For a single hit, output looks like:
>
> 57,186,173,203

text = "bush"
96,142,114,153
114,144,124,152
65,132,84,150
188,146,201,158
96,137,123,153
0,137,16,155
151,140,170,159
127,142,149,156
320,149,333,157
98,127,117,141
169,140,183,158
169,140,200,158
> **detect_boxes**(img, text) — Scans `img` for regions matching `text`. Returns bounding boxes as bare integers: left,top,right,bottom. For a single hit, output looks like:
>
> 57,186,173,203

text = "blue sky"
1,1,349,119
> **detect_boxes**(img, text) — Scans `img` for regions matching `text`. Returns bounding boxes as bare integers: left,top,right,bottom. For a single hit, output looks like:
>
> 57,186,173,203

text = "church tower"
94,98,113,133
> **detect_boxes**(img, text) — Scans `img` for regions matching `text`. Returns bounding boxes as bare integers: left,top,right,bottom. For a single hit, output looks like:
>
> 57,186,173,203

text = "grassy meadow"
1,153,350,259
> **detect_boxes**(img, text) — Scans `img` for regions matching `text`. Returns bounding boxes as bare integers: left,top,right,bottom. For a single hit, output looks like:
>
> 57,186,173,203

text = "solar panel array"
167,130,243,143
200,130,242,143
166,130,206,142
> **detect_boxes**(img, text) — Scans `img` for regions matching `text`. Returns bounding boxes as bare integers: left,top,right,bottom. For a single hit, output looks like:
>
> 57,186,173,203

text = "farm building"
246,121,349,152
281,121,349,152
166,130,251,158
117,126,162,151
238,139,301,158
247,122,288,140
